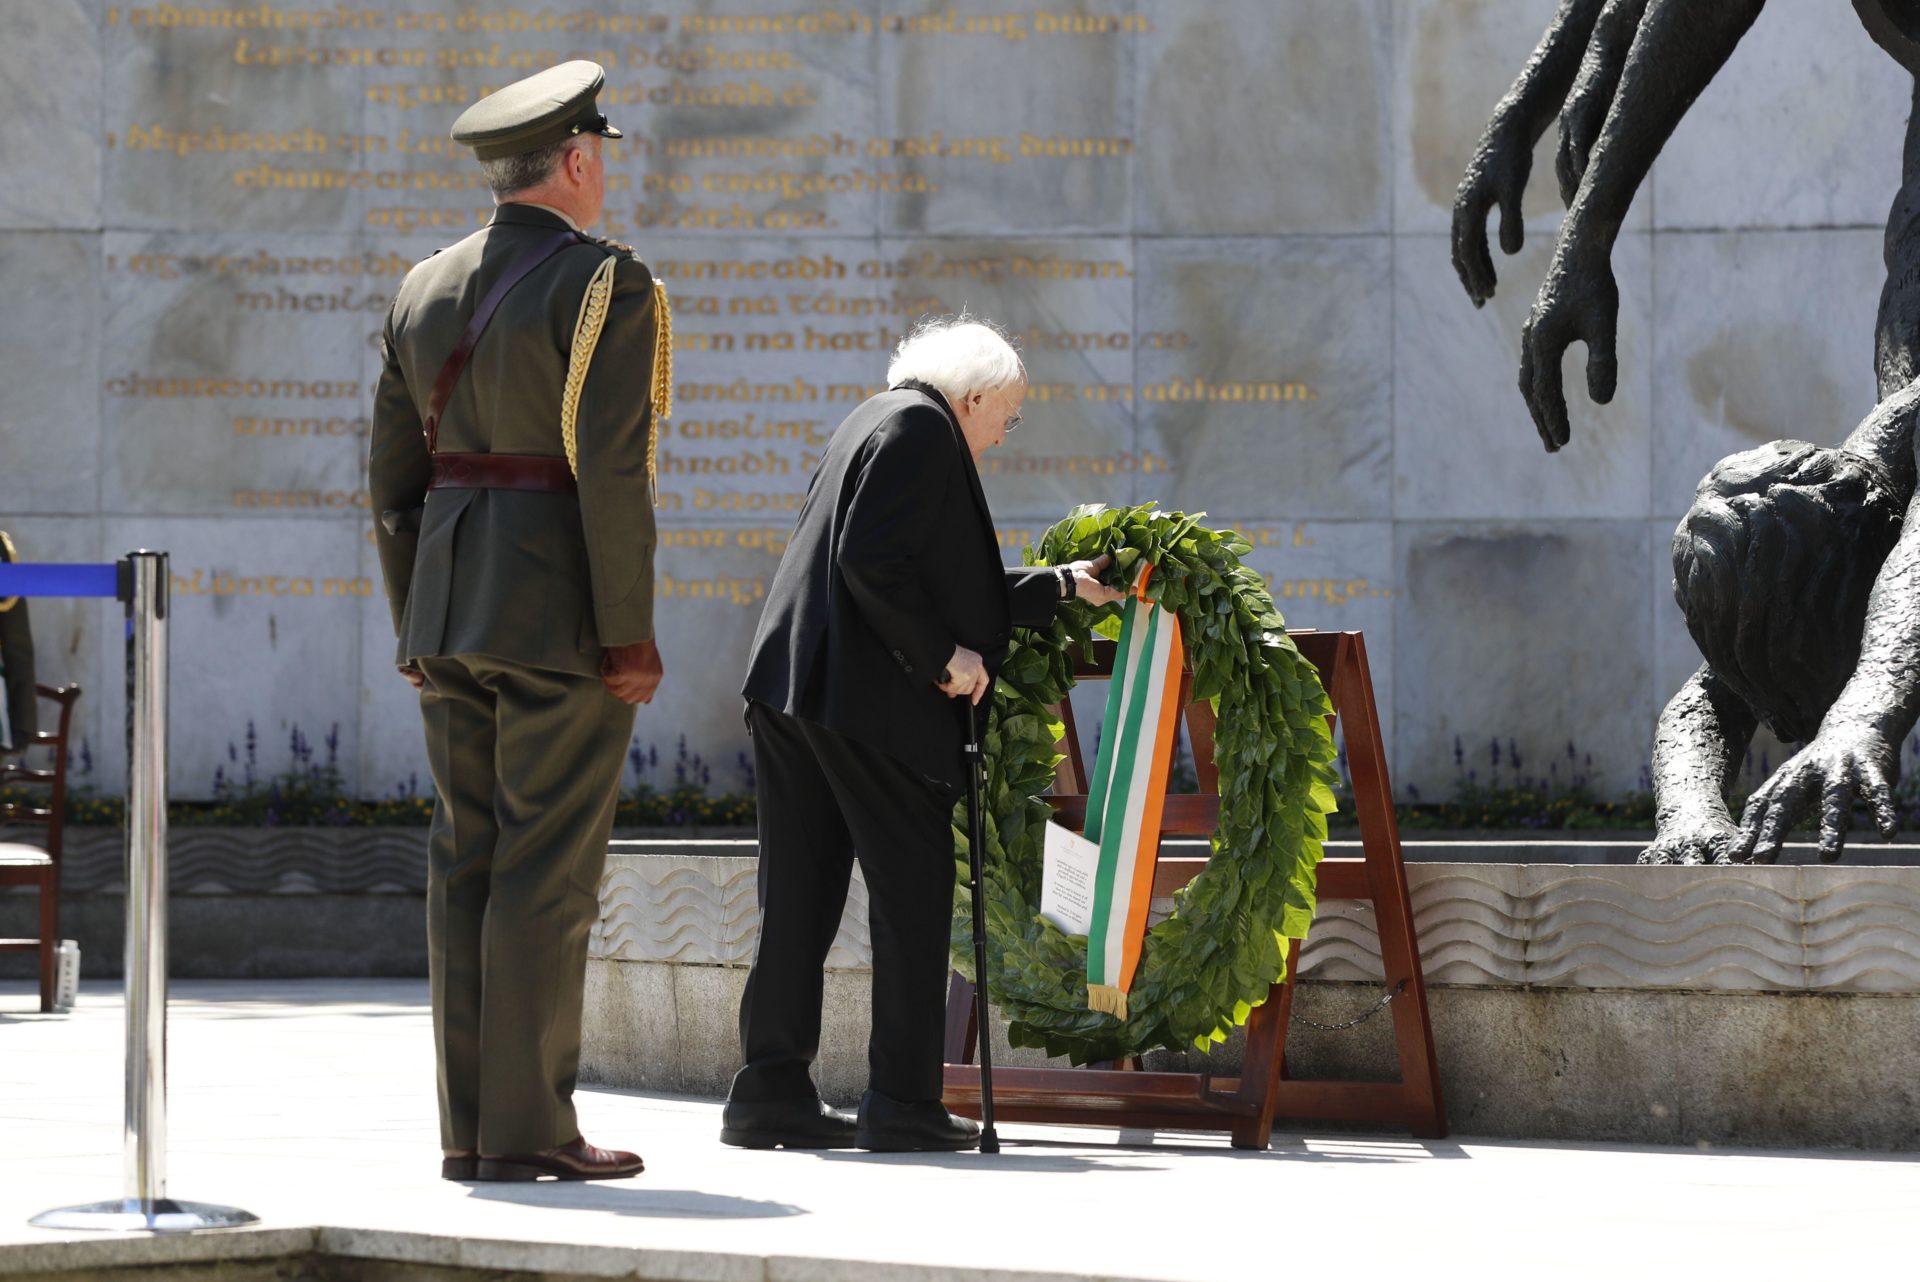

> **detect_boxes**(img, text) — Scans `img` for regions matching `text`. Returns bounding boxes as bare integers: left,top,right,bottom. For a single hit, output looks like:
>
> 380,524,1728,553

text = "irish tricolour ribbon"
1079,565,1185,1021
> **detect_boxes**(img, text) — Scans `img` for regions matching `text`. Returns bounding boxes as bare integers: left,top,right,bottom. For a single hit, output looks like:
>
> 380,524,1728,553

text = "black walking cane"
960,693,1002,1154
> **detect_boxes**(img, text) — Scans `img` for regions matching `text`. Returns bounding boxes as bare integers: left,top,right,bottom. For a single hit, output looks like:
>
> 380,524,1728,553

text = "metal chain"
1289,978,1407,1032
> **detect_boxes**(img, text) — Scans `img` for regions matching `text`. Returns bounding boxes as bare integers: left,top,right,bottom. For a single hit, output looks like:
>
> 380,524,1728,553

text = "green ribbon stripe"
1086,596,1162,987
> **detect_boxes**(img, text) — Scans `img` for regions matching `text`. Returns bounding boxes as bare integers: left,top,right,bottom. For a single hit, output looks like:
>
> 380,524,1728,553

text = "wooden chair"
0,683,81,1012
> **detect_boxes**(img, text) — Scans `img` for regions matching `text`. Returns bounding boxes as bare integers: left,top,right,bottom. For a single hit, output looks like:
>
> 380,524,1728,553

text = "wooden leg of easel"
944,971,978,1064
1229,941,1299,1150
1337,637,1447,1140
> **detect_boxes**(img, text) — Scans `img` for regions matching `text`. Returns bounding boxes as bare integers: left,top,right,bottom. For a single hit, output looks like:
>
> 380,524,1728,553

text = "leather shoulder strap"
423,228,583,453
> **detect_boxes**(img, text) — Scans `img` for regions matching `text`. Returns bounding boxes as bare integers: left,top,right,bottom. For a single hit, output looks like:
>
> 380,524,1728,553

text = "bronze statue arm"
1555,0,1653,206
1452,0,1610,307
1521,0,1767,452
1735,442,1920,863
1640,666,1759,865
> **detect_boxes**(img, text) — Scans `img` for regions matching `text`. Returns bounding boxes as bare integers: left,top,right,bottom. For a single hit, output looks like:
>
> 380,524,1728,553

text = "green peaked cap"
450,60,623,161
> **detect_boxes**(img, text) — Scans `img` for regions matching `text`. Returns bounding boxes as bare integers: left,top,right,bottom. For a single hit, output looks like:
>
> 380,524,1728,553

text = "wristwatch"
1056,566,1074,600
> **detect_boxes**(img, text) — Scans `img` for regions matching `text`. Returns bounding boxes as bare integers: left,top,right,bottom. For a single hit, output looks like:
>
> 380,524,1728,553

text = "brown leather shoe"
441,1150,478,1181
474,1136,644,1182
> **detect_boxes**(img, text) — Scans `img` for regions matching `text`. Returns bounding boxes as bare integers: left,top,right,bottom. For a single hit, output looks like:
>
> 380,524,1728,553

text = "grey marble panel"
578,959,680,1091
1136,237,1393,521
1651,228,1884,519
1395,231,1652,519
356,517,427,804
878,0,1132,235
668,963,751,1097
634,524,770,795
1137,0,1391,236
1673,991,1920,1148
0,0,103,230
95,517,365,800
100,231,371,518
1394,520,1654,799
103,14,366,231
645,235,881,517
360,1,883,241
1393,0,1651,240
1652,7,1910,232
1223,518,1397,785
0,233,101,515
1520,984,1682,1144
878,236,1136,522
0,515,106,792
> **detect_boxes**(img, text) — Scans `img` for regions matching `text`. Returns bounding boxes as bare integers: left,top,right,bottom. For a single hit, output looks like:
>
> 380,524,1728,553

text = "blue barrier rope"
0,562,123,599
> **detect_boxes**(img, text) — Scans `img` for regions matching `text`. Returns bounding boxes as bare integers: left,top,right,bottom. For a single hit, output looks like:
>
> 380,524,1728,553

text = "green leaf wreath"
949,503,1340,1064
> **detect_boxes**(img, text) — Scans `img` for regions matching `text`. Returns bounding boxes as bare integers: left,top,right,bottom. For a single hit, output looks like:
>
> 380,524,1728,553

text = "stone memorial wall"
0,0,1909,801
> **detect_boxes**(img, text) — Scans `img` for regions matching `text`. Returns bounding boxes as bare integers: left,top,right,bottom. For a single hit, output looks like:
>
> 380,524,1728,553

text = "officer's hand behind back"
603,640,664,705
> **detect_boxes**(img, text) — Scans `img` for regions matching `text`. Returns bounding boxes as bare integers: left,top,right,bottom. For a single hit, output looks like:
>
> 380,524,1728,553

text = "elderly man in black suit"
724,316,1124,1152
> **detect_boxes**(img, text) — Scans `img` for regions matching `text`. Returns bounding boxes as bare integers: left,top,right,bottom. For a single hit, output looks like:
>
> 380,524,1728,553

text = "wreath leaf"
949,505,1338,1063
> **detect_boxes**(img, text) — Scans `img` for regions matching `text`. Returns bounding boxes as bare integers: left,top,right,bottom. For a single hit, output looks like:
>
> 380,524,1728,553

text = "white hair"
886,314,1025,402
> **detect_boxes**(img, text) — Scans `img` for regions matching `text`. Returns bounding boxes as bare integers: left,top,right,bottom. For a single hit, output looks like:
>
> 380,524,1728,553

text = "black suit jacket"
742,381,1060,789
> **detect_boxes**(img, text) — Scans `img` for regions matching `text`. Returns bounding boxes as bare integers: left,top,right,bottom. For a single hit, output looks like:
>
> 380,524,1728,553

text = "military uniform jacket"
369,203,659,677
742,383,1060,790
0,531,35,752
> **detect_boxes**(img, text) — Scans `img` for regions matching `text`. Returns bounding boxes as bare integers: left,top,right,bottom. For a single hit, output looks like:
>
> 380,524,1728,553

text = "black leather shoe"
720,1097,858,1149
441,1151,478,1181
854,1089,981,1152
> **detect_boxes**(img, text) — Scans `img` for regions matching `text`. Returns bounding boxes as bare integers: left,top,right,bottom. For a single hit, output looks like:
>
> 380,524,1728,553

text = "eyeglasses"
1003,413,1022,435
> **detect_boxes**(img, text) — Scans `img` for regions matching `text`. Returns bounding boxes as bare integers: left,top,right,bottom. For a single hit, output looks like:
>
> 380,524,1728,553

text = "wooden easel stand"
942,630,1447,1148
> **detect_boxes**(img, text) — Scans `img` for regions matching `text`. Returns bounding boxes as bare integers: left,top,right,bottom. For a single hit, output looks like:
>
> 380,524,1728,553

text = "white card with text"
1039,821,1101,938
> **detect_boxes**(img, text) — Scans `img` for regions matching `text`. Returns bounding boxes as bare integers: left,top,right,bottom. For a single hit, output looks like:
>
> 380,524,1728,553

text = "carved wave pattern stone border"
1302,865,1920,994
592,854,872,970
0,828,428,895
593,854,1920,995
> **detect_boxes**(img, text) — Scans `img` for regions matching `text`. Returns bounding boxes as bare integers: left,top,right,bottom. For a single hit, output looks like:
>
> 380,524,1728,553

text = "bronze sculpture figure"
1456,1,1920,862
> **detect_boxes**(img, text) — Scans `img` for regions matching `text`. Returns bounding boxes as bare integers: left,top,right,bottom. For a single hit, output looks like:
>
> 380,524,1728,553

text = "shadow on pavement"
998,1134,1469,1163
467,1184,806,1218
810,1149,1163,1173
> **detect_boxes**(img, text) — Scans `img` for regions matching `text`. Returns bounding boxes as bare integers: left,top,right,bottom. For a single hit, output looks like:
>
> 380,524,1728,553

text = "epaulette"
559,247,674,507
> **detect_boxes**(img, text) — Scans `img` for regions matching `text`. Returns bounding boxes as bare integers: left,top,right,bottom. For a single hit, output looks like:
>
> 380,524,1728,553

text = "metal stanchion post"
32,552,257,1233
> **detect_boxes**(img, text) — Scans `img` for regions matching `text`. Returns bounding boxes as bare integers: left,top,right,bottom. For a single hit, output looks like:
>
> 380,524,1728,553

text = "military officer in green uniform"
368,61,668,1184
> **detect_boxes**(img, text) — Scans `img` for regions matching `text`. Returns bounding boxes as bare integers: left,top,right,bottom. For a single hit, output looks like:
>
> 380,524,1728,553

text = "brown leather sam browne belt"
429,453,578,494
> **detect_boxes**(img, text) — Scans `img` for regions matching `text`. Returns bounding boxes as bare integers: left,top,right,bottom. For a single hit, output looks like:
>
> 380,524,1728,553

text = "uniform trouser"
731,702,958,1106
417,654,636,1155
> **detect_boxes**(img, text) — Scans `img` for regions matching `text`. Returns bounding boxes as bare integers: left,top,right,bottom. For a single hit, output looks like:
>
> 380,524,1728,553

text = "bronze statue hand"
1450,0,1614,306
1734,722,1900,864
1555,0,1652,205
1519,236,1619,451
1451,114,1535,307
1637,813,1740,866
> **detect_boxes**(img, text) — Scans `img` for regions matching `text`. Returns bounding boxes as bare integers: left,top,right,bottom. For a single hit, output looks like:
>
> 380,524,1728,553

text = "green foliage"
1394,784,1657,831
2,723,754,830
613,786,755,828
951,503,1339,1063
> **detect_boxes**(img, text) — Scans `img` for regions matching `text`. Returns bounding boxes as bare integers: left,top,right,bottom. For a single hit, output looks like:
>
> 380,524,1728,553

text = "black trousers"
732,701,957,1105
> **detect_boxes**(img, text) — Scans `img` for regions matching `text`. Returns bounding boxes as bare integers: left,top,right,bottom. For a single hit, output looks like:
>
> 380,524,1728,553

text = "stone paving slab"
1,981,1917,1281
